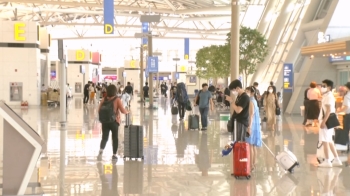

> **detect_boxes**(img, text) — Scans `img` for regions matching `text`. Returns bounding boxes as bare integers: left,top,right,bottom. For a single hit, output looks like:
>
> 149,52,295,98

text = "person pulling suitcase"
194,83,214,131
97,85,129,162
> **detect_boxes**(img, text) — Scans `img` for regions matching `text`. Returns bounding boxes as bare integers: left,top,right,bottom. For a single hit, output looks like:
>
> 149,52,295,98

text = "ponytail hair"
246,86,258,102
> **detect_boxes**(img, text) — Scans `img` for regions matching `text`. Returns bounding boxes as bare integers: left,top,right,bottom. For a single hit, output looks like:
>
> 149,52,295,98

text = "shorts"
319,127,334,143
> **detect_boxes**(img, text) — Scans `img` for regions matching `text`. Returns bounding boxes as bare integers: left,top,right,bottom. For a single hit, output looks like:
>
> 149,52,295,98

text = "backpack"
176,83,187,103
99,97,117,123
195,90,202,105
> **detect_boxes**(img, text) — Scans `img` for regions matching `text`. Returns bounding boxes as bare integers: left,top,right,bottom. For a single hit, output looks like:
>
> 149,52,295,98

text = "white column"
230,0,240,81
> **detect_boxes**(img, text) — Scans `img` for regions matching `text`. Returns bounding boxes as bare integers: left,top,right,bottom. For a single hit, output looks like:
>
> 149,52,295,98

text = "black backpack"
99,97,117,123
176,83,186,103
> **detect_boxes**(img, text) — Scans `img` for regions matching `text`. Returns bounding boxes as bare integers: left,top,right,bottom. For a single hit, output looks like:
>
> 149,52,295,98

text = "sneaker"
318,161,332,168
201,127,207,131
112,155,118,162
332,159,343,167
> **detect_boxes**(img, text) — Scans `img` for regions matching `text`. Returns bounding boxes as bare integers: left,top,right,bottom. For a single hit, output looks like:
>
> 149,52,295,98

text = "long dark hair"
267,86,277,99
246,86,258,102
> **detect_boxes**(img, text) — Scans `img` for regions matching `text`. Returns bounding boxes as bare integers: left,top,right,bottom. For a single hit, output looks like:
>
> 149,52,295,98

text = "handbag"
322,109,340,129
275,96,281,115
185,100,192,111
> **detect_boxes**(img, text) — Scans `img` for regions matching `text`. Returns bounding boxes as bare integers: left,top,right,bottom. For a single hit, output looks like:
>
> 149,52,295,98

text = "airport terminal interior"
0,0,350,195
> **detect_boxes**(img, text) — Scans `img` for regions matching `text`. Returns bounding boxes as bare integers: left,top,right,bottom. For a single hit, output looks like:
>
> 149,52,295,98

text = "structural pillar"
230,0,240,81
148,35,154,107
140,46,144,101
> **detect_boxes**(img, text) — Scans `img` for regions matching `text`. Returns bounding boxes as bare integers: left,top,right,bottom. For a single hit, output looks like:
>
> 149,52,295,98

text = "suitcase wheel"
246,175,251,180
288,168,294,173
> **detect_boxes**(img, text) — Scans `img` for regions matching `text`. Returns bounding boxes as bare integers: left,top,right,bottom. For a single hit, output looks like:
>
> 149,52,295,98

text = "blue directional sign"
147,56,159,73
283,63,294,92
175,73,179,79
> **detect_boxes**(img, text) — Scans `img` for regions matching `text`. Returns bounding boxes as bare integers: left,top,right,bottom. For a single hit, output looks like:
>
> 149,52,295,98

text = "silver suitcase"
123,114,144,160
263,141,299,173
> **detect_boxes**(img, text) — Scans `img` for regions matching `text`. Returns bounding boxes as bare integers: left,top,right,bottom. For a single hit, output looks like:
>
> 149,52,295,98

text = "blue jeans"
199,107,209,128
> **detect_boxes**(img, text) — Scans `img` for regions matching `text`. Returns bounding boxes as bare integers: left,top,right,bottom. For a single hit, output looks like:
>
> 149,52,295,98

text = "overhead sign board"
147,56,159,73
103,0,114,34
283,63,294,92
329,56,350,63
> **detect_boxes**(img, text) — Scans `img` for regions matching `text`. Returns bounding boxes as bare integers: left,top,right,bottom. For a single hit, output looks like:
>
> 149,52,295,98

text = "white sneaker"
318,161,332,168
332,159,343,167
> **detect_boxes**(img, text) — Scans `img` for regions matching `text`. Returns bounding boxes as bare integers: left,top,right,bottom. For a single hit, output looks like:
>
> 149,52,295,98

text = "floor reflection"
2,97,349,195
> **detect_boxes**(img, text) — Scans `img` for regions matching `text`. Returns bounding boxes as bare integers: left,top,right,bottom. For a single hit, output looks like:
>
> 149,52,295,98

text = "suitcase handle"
262,141,277,159
125,113,131,126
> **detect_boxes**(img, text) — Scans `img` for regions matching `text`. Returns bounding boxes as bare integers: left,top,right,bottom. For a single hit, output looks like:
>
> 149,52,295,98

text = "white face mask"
321,87,328,93
231,91,238,96
268,89,273,93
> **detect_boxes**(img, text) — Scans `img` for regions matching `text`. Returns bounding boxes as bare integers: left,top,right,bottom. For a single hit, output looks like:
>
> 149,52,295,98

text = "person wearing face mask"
225,79,250,141
245,86,262,171
336,82,350,147
263,86,277,131
318,79,342,167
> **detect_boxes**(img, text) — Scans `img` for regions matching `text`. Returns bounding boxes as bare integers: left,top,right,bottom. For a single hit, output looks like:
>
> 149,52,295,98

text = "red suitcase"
232,141,251,179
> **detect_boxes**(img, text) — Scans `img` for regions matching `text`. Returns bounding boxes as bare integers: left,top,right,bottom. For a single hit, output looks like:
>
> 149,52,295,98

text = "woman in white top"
306,81,322,127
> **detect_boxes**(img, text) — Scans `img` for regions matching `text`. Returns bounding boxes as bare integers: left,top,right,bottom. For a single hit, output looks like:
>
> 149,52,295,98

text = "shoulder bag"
322,109,340,129
275,95,281,115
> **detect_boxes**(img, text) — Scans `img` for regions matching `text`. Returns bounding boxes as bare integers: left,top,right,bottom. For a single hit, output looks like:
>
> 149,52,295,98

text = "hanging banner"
142,23,149,45
283,63,294,92
184,38,189,60
103,0,114,34
147,56,159,73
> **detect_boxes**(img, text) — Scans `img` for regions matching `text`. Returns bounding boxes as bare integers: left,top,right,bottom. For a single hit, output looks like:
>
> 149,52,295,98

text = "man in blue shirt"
196,83,214,131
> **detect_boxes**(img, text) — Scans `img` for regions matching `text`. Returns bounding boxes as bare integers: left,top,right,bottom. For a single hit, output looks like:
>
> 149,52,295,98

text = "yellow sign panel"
283,82,290,88
130,60,136,68
76,50,85,61
104,164,113,174
104,24,113,34
184,54,189,60
180,66,186,72
14,23,26,41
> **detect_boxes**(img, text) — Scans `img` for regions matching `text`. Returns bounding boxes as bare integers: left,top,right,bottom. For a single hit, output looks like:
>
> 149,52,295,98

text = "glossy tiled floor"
1,97,350,196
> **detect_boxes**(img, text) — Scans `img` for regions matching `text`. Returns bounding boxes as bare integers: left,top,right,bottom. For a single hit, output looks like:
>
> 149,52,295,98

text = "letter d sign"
76,50,85,61
104,24,113,34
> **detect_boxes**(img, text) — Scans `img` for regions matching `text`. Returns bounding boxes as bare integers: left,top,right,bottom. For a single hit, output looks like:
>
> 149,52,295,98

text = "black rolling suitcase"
124,114,144,160
123,160,144,194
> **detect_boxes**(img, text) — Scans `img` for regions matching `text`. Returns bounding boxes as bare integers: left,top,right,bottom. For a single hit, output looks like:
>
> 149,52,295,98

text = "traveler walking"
225,79,250,141
195,83,214,131
264,86,277,131
142,82,149,106
89,83,96,105
97,85,129,162
317,79,342,167
303,87,310,125
306,82,321,127
83,81,91,104
175,82,189,121
336,82,350,147
124,82,133,106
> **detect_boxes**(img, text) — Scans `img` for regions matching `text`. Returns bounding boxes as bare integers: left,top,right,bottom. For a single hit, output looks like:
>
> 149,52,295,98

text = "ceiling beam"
0,7,230,21
0,0,232,15
51,35,225,41
42,22,230,34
